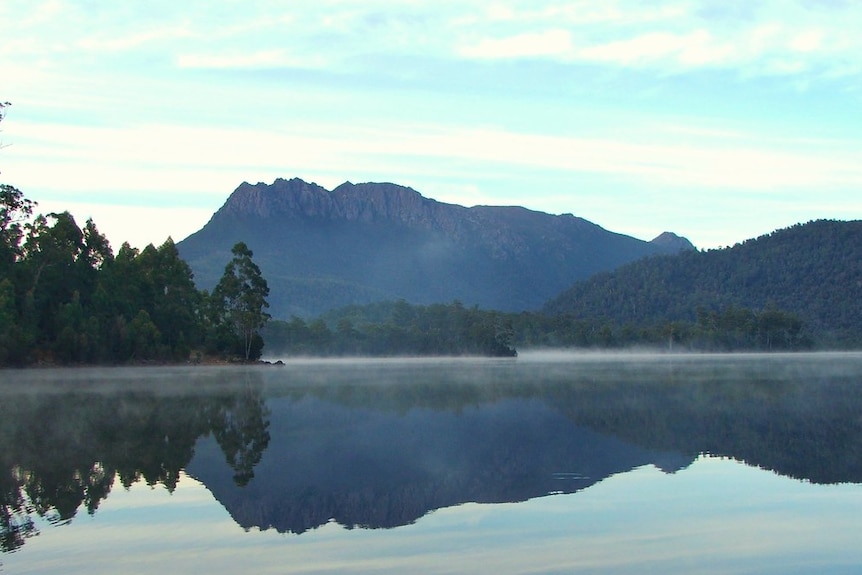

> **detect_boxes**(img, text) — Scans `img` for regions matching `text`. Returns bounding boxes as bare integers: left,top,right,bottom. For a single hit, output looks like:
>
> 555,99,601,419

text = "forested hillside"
543,220,862,346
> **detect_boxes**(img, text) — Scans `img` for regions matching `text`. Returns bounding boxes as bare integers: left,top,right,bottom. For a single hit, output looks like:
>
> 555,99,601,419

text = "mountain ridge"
178,178,693,318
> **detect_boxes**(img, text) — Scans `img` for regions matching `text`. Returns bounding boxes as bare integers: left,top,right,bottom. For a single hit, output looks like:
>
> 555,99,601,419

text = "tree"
149,238,201,359
0,185,35,274
212,242,270,360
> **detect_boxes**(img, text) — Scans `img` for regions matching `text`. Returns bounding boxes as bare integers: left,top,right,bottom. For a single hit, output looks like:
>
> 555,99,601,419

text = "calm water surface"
2,352,862,574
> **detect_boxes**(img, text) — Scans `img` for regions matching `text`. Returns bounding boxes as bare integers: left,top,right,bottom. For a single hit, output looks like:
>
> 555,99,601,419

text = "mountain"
177,178,692,318
186,394,692,535
543,219,862,345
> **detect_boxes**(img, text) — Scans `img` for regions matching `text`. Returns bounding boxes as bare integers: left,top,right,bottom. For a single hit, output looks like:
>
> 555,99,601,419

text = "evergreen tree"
212,242,270,360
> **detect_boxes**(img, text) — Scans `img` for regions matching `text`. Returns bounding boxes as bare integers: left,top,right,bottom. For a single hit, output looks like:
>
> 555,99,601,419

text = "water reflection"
2,353,862,552
0,368,271,552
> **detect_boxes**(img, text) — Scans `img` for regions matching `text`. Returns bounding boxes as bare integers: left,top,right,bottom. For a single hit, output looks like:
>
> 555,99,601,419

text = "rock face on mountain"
178,178,693,318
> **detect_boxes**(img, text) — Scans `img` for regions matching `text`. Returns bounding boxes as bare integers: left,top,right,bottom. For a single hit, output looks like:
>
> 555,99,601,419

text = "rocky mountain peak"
216,178,454,227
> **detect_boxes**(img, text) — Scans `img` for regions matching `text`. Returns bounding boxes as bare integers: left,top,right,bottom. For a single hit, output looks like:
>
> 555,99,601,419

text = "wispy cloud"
5,1,862,80
453,0,862,79
8,115,860,202
459,29,573,59
176,50,327,70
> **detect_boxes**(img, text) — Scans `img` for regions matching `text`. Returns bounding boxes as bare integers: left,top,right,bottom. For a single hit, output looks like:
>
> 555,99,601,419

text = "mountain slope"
178,178,691,318
543,219,862,344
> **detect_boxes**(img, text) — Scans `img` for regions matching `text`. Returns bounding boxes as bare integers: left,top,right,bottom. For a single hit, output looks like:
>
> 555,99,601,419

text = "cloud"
76,25,194,53
7,113,860,251
450,0,862,80
6,0,862,84
577,29,731,67
175,50,327,70
789,29,824,53
459,29,573,59
8,115,861,204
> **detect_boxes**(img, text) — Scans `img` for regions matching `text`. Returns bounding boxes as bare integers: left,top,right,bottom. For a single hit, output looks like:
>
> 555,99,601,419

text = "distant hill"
544,220,862,345
178,178,692,319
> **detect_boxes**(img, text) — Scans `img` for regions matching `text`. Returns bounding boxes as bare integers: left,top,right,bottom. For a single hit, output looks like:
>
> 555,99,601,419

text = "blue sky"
2,1,861,250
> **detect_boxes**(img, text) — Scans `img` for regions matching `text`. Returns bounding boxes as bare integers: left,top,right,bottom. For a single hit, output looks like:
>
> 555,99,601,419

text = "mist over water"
3,352,862,573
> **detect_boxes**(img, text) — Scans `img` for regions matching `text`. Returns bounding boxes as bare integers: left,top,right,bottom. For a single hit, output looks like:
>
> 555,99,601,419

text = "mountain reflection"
3,354,862,550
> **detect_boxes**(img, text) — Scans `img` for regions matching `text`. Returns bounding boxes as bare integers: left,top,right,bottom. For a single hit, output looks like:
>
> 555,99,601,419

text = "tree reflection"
0,468,36,553
0,370,271,552
206,385,271,486
3,356,862,549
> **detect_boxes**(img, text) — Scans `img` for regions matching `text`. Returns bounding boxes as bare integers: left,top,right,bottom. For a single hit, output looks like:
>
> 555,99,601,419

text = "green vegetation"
543,220,862,348
208,242,271,361
263,300,517,357
510,305,810,351
265,299,807,356
0,191,270,365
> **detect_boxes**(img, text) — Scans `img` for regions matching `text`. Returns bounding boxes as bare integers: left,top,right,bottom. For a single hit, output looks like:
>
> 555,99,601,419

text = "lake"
2,352,862,574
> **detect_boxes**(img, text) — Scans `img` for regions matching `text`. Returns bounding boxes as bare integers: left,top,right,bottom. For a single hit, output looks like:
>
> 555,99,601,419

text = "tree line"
263,299,517,357
510,304,810,351
264,298,809,356
0,186,270,366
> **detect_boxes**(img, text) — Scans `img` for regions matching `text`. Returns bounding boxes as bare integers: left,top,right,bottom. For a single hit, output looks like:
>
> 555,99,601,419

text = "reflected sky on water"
3,352,862,573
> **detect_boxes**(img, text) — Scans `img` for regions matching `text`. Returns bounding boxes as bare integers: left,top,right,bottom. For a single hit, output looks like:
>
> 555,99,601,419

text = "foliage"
510,305,811,351
0,187,269,365
263,299,517,357
209,242,271,361
0,185,35,275
543,220,862,348
265,296,811,355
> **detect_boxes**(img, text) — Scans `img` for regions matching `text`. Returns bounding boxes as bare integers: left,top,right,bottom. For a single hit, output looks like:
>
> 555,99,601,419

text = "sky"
2,0,862,251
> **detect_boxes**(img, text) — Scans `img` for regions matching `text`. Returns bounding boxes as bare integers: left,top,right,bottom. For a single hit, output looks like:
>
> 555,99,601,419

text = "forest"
0,184,271,366
510,304,809,351
266,299,809,356
544,219,862,347
263,300,517,357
